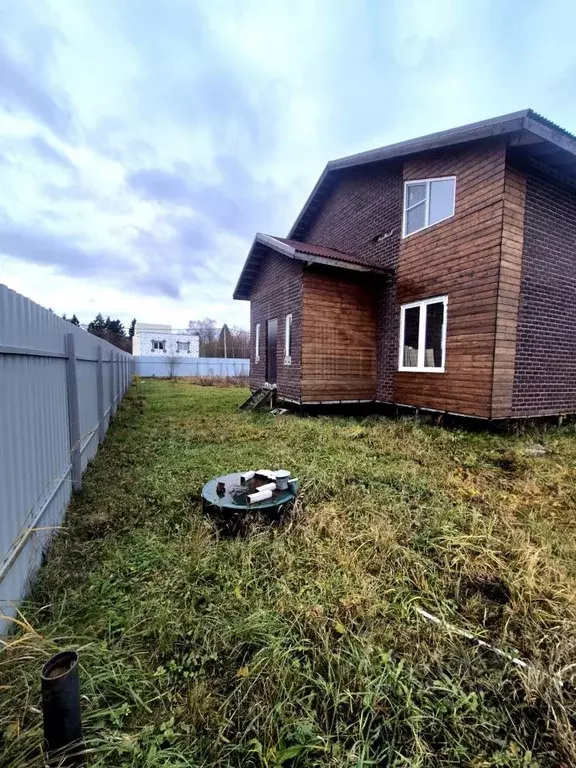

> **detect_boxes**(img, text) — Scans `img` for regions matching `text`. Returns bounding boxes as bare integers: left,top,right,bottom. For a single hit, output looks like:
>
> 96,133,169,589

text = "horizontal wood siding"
491,165,526,417
302,268,377,401
393,140,507,417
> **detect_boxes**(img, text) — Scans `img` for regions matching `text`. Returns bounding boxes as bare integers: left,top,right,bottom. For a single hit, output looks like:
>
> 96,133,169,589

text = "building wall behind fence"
0,285,134,632
133,331,200,357
135,356,249,377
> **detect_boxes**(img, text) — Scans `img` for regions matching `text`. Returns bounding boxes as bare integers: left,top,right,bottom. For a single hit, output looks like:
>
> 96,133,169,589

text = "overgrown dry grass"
175,375,249,387
2,381,576,767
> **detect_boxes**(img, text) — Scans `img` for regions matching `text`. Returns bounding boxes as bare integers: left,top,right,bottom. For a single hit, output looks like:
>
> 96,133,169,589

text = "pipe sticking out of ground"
41,650,84,766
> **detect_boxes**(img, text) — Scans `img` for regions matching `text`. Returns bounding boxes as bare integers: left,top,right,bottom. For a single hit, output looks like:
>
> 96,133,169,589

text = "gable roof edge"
233,233,386,301
288,109,537,239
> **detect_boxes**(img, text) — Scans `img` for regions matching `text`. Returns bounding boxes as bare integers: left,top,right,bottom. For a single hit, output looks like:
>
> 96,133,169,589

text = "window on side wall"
403,177,456,237
284,313,292,365
151,339,166,352
399,296,447,372
254,323,260,363
176,341,190,353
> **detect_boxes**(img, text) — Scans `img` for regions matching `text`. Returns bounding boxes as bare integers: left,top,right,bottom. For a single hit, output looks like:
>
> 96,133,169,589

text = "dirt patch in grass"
2,380,576,766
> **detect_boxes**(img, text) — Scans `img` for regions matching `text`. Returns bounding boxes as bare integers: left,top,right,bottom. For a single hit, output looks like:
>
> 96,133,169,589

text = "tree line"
62,313,250,357
63,313,136,352
188,318,249,358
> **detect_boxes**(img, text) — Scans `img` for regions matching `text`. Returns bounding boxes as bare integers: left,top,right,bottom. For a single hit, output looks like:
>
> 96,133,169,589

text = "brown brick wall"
249,252,302,400
300,161,403,269
249,139,576,417
512,169,576,416
298,162,403,400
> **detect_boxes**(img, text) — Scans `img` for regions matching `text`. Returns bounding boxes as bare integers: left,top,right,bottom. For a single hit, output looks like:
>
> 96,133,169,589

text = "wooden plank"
491,165,526,418
302,269,377,399
394,142,508,416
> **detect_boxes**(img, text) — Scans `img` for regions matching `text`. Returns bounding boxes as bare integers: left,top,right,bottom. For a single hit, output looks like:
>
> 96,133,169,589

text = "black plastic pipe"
41,650,84,766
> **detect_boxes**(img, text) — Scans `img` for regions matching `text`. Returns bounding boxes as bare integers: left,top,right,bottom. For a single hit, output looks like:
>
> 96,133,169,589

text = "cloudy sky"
1,0,575,329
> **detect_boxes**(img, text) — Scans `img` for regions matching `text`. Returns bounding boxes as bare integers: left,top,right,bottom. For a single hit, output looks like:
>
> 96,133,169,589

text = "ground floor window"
284,313,292,365
399,296,447,372
254,323,260,363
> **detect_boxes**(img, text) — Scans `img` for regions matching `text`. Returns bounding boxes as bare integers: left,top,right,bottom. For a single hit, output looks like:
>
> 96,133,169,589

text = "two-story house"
233,110,576,422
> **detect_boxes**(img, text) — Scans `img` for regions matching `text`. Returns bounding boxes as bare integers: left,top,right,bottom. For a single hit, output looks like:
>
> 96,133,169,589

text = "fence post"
115,351,121,405
109,349,115,417
65,333,82,492
96,346,105,443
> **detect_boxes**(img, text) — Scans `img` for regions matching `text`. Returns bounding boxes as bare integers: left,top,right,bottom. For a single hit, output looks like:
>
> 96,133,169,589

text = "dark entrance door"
266,318,278,384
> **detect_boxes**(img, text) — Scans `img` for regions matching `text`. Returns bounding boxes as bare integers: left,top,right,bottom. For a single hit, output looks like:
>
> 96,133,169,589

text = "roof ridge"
288,109,576,239
327,109,533,169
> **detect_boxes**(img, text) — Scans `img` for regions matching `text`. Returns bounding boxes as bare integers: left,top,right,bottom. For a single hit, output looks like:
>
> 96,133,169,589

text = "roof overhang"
233,234,388,301
288,109,576,239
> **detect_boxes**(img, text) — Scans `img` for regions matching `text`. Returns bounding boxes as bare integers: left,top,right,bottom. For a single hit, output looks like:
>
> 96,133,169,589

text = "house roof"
289,109,576,239
233,234,388,301
234,110,576,302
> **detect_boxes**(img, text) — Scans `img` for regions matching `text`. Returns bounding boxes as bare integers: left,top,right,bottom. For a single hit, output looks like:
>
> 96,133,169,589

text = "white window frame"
254,323,260,363
398,295,448,373
152,339,166,352
402,177,456,238
284,313,292,365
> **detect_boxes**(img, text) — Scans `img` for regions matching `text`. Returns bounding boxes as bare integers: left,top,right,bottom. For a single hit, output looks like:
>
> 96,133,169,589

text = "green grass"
2,380,576,767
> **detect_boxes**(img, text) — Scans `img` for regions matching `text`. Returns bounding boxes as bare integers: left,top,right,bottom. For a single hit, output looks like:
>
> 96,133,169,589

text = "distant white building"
133,323,200,357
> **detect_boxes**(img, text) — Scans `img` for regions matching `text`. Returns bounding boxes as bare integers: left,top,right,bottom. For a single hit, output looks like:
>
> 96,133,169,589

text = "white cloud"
1,0,576,333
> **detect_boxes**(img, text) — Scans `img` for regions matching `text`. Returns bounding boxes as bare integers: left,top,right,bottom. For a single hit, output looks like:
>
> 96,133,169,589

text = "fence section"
0,285,135,631
135,356,249,378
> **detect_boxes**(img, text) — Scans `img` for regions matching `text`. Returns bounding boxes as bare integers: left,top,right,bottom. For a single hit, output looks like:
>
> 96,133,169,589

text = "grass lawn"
2,380,576,767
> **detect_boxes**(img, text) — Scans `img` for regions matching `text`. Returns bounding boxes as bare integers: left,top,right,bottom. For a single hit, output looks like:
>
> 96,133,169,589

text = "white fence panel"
135,356,249,377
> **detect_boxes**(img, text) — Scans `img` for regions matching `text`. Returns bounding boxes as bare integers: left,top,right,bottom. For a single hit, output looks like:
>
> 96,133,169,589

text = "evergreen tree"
129,318,137,338
107,319,126,339
70,314,80,326
88,313,106,338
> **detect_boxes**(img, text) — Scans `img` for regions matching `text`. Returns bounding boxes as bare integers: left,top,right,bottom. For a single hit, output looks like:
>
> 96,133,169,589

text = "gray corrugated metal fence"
0,285,135,632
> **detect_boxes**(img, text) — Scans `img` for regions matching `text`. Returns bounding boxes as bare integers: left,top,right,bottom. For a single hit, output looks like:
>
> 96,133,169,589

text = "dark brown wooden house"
234,110,576,421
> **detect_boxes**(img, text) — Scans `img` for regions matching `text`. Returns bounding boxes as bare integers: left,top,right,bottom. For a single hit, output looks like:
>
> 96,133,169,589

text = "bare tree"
167,354,180,380
230,326,250,358
188,318,250,358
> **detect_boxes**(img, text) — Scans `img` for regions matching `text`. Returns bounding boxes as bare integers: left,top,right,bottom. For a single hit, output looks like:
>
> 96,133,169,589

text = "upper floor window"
399,296,447,372
284,313,292,365
151,339,166,351
176,341,190,353
403,177,456,237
